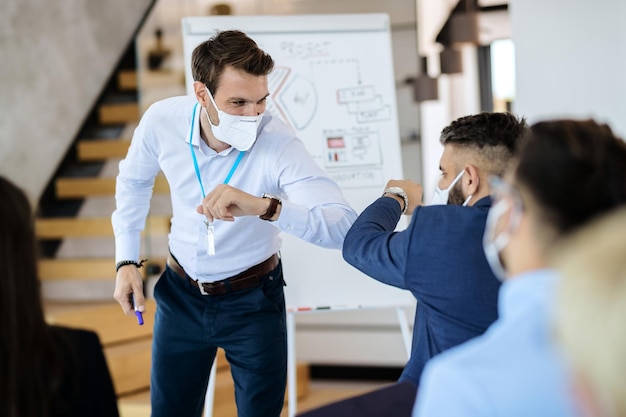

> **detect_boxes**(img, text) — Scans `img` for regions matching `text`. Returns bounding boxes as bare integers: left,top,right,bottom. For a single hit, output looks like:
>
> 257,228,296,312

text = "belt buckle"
198,281,210,296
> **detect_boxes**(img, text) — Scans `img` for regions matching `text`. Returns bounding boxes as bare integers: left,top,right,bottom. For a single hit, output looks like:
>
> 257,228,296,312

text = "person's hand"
385,179,423,215
113,265,145,316
195,184,270,222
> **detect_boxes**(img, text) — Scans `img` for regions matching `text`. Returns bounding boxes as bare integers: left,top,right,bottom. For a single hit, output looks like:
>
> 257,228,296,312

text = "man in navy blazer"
343,112,529,385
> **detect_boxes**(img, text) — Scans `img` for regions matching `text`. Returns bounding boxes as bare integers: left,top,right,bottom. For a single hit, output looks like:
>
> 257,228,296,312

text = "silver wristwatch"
383,186,408,214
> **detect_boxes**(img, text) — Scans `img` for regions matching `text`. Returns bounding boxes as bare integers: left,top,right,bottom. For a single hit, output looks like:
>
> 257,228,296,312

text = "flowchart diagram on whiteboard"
182,14,415,310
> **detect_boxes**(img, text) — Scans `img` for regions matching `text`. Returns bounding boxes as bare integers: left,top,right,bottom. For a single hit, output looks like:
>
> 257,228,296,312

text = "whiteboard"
182,14,414,309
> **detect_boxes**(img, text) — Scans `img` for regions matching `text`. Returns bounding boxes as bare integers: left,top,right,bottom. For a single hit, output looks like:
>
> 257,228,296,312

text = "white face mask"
431,170,472,206
482,197,522,282
203,87,264,151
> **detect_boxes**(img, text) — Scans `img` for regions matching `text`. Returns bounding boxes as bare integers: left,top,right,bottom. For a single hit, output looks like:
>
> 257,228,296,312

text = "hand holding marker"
129,293,144,326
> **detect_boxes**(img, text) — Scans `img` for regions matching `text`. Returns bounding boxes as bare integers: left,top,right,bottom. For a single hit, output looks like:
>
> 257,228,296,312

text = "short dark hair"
515,119,626,238
191,30,274,94
440,112,529,176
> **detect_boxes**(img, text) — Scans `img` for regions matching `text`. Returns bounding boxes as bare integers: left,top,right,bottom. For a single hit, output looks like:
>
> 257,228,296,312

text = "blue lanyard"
189,103,245,198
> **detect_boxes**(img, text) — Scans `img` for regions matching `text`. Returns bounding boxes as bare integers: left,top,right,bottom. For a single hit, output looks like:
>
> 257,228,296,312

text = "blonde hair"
552,207,626,417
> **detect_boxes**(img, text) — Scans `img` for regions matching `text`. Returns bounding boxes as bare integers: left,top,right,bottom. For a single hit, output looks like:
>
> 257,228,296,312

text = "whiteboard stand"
204,359,218,417
287,311,298,417
285,305,413,417
395,306,412,356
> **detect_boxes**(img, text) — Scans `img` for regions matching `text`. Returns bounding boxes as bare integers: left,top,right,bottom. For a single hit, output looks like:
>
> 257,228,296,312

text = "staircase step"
118,70,138,91
45,299,156,346
55,176,169,198
106,338,152,395
99,102,140,124
77,139,131,160
36,216,170,239
38,258,166,281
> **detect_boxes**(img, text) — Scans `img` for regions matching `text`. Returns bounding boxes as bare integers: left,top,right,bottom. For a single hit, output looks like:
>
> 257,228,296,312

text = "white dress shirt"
112,95,356,282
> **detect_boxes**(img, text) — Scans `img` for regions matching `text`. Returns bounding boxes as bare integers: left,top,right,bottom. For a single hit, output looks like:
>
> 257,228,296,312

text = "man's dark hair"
440,112,529,176
191,30,274,94
516,119,626,240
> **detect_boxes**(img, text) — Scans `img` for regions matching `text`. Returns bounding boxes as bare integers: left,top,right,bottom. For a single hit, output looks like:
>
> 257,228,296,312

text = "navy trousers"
150,262,287,417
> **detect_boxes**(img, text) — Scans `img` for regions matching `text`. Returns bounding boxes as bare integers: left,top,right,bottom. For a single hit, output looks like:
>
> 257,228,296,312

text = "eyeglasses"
488,175,524,212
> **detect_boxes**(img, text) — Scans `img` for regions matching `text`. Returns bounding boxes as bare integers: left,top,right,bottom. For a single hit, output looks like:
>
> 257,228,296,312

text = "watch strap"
383,187,408,214
260,194,281,221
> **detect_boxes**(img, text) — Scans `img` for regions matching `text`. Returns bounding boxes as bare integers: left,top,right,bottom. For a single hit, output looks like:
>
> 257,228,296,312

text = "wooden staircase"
38,57,310,416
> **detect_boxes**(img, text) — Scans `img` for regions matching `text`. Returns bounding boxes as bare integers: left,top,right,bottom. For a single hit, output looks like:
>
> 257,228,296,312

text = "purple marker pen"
129,294,144,326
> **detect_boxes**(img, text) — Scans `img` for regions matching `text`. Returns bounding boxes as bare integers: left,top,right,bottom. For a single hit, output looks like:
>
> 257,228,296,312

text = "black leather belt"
166,253,279,296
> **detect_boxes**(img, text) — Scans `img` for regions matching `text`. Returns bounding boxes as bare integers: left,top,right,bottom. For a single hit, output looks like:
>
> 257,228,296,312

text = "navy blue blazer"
342,196,500,384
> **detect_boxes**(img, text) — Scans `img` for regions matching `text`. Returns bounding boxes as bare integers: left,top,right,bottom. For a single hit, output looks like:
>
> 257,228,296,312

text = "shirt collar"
498,269,559,318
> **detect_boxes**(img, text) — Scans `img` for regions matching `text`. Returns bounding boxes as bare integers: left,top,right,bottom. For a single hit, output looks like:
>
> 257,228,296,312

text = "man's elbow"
341,227,360,267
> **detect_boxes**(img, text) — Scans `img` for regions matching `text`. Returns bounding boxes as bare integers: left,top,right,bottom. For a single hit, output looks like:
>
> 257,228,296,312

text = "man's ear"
463,165,481,197
193,81,208,106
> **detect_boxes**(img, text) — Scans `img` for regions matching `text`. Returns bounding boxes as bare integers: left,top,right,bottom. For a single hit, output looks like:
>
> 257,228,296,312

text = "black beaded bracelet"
115,259,148,272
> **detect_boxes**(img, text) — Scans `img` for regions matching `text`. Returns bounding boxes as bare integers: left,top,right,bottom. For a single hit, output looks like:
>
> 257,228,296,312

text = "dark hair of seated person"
515,119,626,242
0,176,119,417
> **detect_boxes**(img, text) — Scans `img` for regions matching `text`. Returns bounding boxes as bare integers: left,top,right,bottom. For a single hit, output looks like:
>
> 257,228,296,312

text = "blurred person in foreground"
413,119,626,416
0,176,119,417
553,207,626,417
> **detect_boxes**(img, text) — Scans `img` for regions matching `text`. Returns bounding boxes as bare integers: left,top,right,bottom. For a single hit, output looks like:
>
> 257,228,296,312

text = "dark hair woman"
0,176,119,417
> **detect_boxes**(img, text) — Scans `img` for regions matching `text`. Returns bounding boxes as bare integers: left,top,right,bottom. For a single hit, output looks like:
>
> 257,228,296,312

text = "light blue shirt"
412,269,577,417
112,95,356,282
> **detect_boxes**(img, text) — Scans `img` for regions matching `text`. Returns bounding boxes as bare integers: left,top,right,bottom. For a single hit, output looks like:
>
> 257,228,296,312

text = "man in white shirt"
112,30,356,417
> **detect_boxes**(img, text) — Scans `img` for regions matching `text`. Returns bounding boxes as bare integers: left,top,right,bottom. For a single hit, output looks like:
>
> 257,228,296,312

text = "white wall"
510,0,626,137
416,0,482,200
0,0,154,202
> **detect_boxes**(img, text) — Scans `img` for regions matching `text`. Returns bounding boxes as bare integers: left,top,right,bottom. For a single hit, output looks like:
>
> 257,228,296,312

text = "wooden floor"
118,379,392,417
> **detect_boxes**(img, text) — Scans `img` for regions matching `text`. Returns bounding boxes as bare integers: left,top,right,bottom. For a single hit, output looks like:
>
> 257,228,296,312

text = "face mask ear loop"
449,170,465,191
462,171,480,207
204,87,221,127
201,106,216,129
492,198,522,251
483,199,511,281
